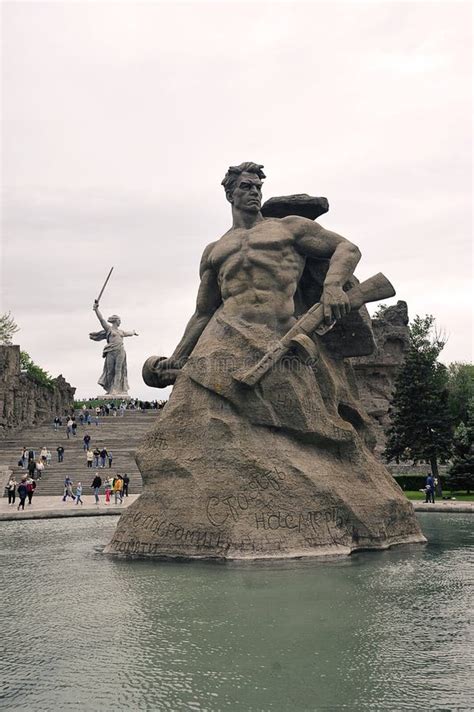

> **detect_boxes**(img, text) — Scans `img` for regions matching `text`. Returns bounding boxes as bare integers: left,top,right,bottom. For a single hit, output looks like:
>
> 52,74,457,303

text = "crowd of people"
77,398,167,412
6,471,131,508
83,436,114,469
17,446,55,480
62,473,130,505
6,402,139,508
6,474,37,509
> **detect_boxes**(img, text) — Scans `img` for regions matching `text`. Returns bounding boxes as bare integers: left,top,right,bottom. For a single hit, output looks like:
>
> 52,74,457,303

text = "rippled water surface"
1,514,473,711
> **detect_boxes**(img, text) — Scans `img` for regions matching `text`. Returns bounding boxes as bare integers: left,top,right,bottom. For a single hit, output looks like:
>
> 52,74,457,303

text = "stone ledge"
0,508,124,521
0,494,138,521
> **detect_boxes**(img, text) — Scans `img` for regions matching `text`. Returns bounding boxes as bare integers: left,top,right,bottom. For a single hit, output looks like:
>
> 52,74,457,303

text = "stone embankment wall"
0,345,75,437
352,301,410,454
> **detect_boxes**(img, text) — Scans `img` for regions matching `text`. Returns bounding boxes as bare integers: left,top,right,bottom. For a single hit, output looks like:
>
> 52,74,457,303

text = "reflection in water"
0,514,472,711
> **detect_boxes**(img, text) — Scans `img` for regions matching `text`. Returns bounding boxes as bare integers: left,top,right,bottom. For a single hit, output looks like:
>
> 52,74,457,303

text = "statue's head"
221,162,266,213
107,315,121,326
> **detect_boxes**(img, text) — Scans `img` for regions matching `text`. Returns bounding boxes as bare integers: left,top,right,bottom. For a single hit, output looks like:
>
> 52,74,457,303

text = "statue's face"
231,172,263,213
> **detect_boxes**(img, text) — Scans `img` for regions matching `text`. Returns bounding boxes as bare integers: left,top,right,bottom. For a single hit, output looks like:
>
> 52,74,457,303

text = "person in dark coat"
27,459,36,479
122,474,130,497
17,478,28,511
91,474,102,504
99,448,108,468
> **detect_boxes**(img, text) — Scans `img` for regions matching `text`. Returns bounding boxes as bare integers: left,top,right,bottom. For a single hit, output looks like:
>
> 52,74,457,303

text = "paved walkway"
412,501,474,513
0,494,139,521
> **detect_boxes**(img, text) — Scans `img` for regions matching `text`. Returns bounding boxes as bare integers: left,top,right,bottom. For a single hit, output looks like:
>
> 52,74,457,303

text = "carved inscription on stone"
254,506,350,546
206,468,285,526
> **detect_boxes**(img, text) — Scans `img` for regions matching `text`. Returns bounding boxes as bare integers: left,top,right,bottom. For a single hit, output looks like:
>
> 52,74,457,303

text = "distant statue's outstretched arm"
121,330,139,337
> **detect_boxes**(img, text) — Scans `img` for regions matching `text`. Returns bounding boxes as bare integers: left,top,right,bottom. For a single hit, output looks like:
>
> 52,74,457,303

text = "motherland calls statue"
89,300,138,397
106,162,425,559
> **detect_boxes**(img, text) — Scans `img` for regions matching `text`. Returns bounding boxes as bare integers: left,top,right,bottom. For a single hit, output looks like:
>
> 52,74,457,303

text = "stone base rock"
105,314,426,560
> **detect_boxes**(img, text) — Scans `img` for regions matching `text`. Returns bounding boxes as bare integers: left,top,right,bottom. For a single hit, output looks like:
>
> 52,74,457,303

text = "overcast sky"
1,1,472,400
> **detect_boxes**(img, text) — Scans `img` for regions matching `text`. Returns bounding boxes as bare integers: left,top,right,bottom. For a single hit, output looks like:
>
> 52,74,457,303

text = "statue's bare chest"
210,220,297,272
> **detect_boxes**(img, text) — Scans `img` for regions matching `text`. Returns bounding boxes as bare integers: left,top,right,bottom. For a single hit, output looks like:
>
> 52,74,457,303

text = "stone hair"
221,162,266,197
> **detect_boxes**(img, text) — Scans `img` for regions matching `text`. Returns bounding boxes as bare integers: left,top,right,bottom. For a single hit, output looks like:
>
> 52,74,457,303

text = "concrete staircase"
0,410,159,496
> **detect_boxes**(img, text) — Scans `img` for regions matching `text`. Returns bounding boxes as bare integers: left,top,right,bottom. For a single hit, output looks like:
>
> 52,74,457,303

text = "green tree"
20,350,54,390
446,399,474,495
383,315,453,477
0,312,20,344
447,362,474,426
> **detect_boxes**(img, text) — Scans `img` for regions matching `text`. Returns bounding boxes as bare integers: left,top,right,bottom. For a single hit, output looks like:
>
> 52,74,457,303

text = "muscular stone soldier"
144,161,360,388
107,161,425,560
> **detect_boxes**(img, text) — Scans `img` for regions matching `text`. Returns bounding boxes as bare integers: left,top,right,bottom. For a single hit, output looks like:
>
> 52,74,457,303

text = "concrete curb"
0,506,125,521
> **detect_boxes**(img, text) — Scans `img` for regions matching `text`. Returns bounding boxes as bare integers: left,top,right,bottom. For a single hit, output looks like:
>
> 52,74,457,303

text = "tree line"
383,315,473,494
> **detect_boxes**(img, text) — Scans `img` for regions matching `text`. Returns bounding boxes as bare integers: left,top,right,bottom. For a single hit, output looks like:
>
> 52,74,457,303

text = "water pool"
1,513,472,711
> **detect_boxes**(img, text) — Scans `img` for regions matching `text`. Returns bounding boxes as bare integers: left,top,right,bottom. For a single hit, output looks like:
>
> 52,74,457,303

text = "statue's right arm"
93,302,109,331
170,242,222,365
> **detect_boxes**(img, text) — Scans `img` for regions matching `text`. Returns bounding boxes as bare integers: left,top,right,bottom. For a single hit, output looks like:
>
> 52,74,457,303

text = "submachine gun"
232,272,395,388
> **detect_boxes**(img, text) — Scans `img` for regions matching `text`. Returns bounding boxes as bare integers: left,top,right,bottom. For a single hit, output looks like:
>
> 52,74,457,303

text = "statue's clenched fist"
321,285,350,323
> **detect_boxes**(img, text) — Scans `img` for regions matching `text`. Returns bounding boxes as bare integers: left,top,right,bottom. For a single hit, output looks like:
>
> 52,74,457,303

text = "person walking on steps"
113,475,123,504
122,473,130,497
27,458,36,480
7,476,17,505
57,445,65,463
40,446,48,466
26,476,36,505
91,473,102,504
20,447,28,468
104,477,112,504
75,482,84,506
100,448,108,469
63,476,75,502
